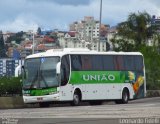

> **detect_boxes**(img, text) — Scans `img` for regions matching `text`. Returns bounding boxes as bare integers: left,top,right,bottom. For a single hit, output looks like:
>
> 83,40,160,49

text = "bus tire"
122,88,129,104
39,102,50,107
115,88,129,104
71,91,81,106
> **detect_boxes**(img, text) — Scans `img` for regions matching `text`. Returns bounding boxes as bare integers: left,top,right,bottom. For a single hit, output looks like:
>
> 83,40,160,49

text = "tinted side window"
103,55,115,70
61,55,70,86
92,55,103,70
115,55,125,70
124,56,135,71
134,55,143,71
81,55,92,70
71,55,82,71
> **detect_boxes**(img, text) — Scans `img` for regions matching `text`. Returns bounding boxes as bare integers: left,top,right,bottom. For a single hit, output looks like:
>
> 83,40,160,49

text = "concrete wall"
147,90,160,97
0,96,24,109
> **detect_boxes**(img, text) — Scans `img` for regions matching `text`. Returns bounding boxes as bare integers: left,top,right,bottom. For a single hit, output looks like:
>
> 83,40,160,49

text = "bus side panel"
59,84,86,101
59,84,73,101
83,83,135,100
84,84,108,100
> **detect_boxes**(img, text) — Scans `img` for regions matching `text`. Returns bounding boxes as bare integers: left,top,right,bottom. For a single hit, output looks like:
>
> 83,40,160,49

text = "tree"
112,12,152,51
0,31,6,57
6,31,24,44
111,38,135,52
127,12,151,45
37,27,42,35
139,45,160,90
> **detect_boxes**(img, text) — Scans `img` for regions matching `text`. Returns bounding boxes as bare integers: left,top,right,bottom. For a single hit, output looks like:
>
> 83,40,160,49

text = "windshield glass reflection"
23,57,60,89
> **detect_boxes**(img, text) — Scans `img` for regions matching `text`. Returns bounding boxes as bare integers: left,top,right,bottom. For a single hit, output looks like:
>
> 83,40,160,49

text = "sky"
0,0,160,32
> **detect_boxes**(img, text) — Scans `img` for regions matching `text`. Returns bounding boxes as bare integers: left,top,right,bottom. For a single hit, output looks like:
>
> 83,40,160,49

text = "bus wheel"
122,89,129,104
39,102,50,107
115,89,129,104
71,91,81,106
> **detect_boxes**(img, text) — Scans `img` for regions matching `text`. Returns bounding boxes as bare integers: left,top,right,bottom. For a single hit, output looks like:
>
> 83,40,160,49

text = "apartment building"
60,16,109,51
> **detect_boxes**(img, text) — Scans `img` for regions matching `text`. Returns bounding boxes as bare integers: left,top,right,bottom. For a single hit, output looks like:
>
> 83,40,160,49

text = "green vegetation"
0,77,22,96
0,31,7,57
37,27,42,35
139,46,160,90
6,31,24,44
111,12,160,90
111,12,152,51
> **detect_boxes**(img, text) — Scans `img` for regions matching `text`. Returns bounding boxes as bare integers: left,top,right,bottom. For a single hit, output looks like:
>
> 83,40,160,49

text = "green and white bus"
22,48,146,107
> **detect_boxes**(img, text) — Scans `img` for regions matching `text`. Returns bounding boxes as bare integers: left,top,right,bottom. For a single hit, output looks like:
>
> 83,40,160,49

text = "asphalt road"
0,97,160,124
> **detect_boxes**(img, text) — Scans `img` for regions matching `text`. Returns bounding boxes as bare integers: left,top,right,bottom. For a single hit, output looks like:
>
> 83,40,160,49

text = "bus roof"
26,48,143,59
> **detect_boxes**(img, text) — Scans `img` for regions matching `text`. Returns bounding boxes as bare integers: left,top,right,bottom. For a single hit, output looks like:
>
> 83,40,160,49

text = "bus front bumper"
23,93,60,103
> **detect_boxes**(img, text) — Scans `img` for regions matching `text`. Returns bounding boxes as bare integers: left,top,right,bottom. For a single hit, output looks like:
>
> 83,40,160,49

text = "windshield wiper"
40,70,49,88
30,70,39,89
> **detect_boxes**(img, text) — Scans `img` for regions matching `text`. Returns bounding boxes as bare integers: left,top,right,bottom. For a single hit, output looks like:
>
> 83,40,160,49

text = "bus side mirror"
15,65,22,77
56,62,61,84
56,62,61,74
22,65,24,69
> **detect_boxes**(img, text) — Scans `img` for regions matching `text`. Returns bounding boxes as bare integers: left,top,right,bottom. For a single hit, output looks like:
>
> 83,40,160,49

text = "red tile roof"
68,31,77,37
43,36,55,42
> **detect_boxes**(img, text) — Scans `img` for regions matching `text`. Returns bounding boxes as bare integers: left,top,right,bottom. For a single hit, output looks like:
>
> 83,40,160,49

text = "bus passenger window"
134,56,143,71
81,55,92,70
115,56,125,71
124,56,135,71
103,55,115,70
92,55,103,70
71,55,82,71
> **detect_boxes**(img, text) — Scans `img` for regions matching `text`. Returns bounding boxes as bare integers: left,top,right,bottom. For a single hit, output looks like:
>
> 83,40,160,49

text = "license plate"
37,97,43,101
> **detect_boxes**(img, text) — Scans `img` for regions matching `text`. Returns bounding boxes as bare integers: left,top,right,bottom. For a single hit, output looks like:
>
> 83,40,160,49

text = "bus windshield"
23,57,60,89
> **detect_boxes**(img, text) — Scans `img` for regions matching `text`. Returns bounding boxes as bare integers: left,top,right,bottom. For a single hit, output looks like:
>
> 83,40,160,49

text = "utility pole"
32,32,35,54
98,0,102,52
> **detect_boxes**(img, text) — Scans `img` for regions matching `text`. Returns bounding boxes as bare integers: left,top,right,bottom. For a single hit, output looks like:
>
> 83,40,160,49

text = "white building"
58,31,107,51
69,16,100,41
59,16,109,52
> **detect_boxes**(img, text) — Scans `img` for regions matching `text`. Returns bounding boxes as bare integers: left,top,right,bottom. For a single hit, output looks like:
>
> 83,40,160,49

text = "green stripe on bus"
23,87,57,96
70,71,129,84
